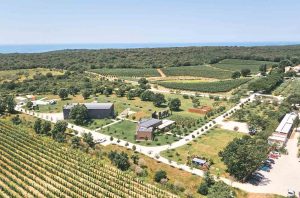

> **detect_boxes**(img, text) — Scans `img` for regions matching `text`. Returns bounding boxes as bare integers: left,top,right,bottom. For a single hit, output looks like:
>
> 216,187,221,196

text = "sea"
0,42,299,54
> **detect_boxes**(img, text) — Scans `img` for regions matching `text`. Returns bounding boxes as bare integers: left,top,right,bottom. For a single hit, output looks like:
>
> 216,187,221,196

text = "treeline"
0,45,300,70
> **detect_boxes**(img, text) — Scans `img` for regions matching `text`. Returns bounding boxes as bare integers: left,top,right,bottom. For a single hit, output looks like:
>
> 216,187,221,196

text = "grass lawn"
160,128,245,177
100,120,179,146
212,59,276,73
0,68,64,82
68,118,113,130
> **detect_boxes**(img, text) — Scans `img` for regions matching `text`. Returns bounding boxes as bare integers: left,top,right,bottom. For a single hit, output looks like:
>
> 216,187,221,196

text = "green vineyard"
90,68,160,77
0,121,177,198
157,78,251,92
162,66,232,79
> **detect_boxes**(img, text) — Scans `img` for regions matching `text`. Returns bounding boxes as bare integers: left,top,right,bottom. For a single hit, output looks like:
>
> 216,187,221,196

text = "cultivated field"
90,68,160,77
157,78,251,92
161,66,232,79
212,59,276,73
273,78,300,97
0,121,176,198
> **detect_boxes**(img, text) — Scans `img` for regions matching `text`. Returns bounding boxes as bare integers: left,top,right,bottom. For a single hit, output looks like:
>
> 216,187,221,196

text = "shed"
192,158,207,166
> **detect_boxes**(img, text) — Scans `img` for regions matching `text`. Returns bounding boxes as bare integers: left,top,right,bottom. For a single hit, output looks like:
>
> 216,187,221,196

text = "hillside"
1,45,300,70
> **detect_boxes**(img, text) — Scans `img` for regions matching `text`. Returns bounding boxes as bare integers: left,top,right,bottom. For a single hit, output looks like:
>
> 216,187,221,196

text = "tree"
192,97,200,108
131,154,139,164
26,101,33,109
69,104,89,125
234,109,246,121
259,64,267,75
82,89,91,100
115,87,126,97
154,170,167,182
41,121,52,135
83,132,95,148
58,88,68,100
68,86,80,96
231,71,241,79
11,115,21,125
140,90,154,101
207,181,235,198
219,136,268,181
240,68,251,77
287,94,300,105
197,182,209,195
5,95,16,113
34,118,42,134
0,98,6,114
126,89,136,100
152,93,166,107
168,98,181,111
108,151,131,171
71,136,81,149
51,121,68,142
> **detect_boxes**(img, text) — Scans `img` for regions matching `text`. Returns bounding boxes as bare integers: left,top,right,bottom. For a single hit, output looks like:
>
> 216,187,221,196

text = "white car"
287,189,295,197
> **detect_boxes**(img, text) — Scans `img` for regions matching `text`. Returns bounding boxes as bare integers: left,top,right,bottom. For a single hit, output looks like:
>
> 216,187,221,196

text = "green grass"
100,120,179,146
162,65,232,79
157,78,251,93
160,128,245,177
69,119,113,130
90,68,160,77
212,59,276,73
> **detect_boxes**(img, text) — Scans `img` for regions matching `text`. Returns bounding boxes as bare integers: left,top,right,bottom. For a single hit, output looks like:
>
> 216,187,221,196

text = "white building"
268,112,298,147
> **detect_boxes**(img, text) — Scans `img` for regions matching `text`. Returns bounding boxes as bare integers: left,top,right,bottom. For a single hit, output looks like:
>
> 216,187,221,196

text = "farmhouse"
268,112,298,147
63,103,114,119
136,118,162,140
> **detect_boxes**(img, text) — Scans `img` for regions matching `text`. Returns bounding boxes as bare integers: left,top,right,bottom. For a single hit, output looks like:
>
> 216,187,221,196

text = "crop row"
90,68,160,77
161,66,232,79
0,121,177,198
158,78,251,92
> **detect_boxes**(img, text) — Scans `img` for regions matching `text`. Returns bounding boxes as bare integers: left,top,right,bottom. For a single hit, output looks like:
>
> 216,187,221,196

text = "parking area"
247,132,300,196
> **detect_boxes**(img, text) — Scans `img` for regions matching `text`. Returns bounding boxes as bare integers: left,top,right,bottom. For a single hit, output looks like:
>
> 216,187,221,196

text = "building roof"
138,118,161,128
275,112,298,134
64,103,113,110
192,158,207,164
158,119,175,130
268,133,287,142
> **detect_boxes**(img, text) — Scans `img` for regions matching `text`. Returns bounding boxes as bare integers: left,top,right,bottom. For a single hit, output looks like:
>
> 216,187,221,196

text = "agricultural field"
0,121,176,198
160,128,245,177
90,68,160,77
161,65,232,79
273,78,300,97
157,78,251,93
0,68,64,82
212,59,276,73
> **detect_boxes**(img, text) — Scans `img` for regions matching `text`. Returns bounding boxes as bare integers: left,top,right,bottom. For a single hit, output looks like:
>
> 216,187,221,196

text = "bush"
154,170,167,183
197,182,209,195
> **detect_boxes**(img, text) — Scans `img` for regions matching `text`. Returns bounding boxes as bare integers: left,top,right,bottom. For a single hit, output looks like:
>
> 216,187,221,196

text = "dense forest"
0,45,300,70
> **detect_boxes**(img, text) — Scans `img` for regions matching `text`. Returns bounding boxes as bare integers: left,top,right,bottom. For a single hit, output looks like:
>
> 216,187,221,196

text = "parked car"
265,159,275,164
260,165,270,172
271,151,281,156
269,154,279,159
287,189,295,197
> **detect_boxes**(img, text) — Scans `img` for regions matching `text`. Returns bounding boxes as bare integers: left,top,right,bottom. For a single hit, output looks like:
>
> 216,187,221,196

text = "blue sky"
0,0,300,44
